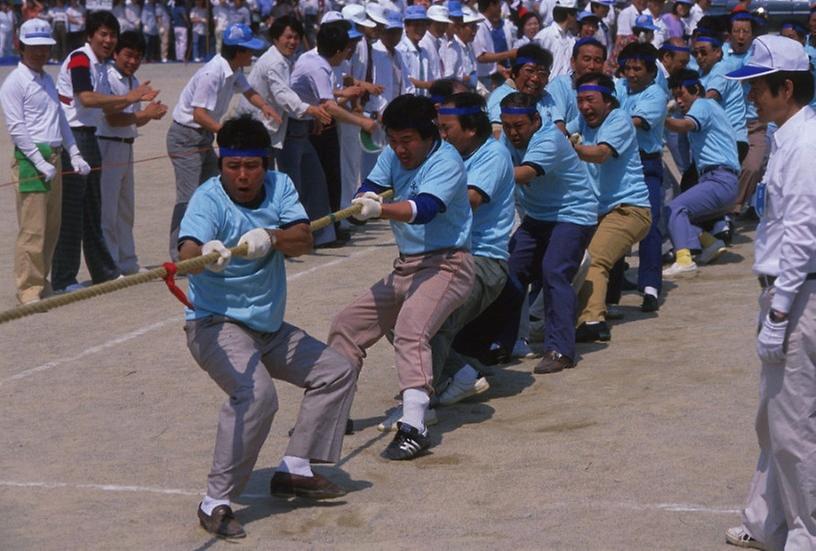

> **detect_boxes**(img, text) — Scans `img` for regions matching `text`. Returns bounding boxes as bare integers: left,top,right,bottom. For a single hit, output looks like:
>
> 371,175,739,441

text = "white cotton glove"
201,240,232,272
569,133,582,146
70,154,91,176
351,191,383,222
756,314,788,364
237,228,274,259
34,159,57,182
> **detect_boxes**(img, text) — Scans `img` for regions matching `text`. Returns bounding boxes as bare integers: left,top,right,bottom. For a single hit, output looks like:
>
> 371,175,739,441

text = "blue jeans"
638,154,664,292
192,33,205,60
666,167,738,251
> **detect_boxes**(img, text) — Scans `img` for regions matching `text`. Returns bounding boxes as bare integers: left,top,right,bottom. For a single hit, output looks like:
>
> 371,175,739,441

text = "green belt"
14,143,55,193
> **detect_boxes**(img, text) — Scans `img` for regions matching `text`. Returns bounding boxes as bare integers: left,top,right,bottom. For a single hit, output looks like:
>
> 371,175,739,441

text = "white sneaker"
662,261,698,279
438,376,490,406
725,526,767,550
697,239,727,265
377,406,438,432
512,338,542,359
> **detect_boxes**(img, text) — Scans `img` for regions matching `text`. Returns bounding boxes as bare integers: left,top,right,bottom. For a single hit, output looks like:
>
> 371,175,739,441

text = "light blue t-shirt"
487,81,563,125
721,46,758,120
502,122,598,226
685,97,740,172
546,73,579,126
616,78,668,155
366,139,472,255
463,138,516,260
179,171,309,333
572,108,651,214
805,43,816,109
700,60,748,142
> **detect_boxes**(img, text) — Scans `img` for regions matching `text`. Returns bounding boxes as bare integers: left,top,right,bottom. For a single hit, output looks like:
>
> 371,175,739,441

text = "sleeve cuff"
280,218,310,229
771,289,794,314
633,116,651,131
598,142,619,158
686,115,701,132
520,161,545,176
468,185,491,203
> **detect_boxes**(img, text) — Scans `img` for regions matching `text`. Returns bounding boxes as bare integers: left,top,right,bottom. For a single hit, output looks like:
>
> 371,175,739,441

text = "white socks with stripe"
402,388,430,433
278,455,313,477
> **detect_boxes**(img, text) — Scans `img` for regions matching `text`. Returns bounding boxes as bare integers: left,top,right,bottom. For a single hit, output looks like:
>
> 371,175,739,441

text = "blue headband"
730,12,754,22
219,147,269,158
577,84,613,96
694,36,722,48
24,31,53,38
782,22,806,34
430,95,447,104
513,56,540,67
660,43,691,53
500,106,537,115
681,79,701,88
438,106,484,116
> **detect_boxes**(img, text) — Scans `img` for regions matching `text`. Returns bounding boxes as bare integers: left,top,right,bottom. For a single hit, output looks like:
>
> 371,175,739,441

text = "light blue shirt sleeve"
596,108,636,158
415,148,464,207
180,188,223,244
686,97,709,132
630,85,667,132
365,147,397,188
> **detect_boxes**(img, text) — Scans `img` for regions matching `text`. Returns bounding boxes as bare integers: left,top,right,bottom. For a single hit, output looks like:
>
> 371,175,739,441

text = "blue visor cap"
223,23,266,50
404,5,429,21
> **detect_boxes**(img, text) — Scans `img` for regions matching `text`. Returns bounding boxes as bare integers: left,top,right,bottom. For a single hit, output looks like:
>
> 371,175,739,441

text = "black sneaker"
382,422,430,460
641,294,659,312
575,321,611,343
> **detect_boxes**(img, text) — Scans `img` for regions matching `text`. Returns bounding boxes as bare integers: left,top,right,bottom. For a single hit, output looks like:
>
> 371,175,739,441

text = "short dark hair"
512,43,553,76
553,5,577,24
575,72,619,107
443,92,491,140
115,30,146,55
619,41,658,75
269,15,304,41
499,91,541,122
572,37,607,60
87,10,120,38
780,19,807,40
220,44,251,60
382,94,439,140
478,0,500,12
429,78,462,101
316,21,350,58
667,68,705,95
763,70,815,106
216,115,272,169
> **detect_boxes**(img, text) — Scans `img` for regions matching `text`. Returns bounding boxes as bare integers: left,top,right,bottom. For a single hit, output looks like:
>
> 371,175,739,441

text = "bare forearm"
380,201,414,223
271,224,313,256
193,107,221,133
575,144,613,164
664,117,694,133
79,91,132,112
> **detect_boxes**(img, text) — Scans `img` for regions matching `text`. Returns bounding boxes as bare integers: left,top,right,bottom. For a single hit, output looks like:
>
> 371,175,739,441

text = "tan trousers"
578,205,651,324
734,119,768,213
159,24,170,61
328,250,475,393
14,151,62,304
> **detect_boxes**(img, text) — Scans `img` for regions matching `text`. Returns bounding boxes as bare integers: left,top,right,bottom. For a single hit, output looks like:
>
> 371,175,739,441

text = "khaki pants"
328,250,475,393
578,205,651,324
14,151,62,304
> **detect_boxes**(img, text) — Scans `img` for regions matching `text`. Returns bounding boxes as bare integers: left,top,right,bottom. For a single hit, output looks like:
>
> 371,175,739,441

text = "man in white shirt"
473,0,516,89
534,0,578,78
441,5,483,87
645,0,669,49
0,19,90,304
368,9,414,105
723,36,816,551
397,5,433,93
419,4,451,84
686,0,709,34
617,0,647,38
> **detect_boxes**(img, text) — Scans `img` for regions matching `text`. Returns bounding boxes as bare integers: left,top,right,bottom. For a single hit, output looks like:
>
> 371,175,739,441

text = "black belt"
397,248,464,261
172,120,207,132
700,165,738,176
98,136,135,144
72,126,97,133
639,151,661,160
758,273,816,288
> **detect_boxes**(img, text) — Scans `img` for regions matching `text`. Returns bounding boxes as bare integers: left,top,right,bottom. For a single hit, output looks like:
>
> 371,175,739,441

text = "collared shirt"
686,4,705,34
504,121,598,226
569,108,651,214
537,0,557,27
180,171,309,333
57,43,109,128
649,11,668,49
0,62,75,165
66,5,85,32
700,60,748,142
534,23,575,78
350,38,369,82
462,138,516,260
172,54,251,128
721,45,759,121
368,40,413,106
753,106,816,313
487,80,563,126
419,31,445,83
546,73,579,127
474,18,514,77
441,34,477,82
289,49,335,108
684,97,740,173
396,35,432,96
235,44,308,149
615,78,668,155
617,5,643,36
96,64,138,140
364,140,472,255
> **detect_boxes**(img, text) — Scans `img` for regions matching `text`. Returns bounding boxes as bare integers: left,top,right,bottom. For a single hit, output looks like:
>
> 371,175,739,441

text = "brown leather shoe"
269,471,348,500
197,504,246,539
533,350,575,374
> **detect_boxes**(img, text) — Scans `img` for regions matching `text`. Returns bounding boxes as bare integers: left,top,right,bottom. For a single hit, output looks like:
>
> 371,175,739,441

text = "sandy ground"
0,62,764,550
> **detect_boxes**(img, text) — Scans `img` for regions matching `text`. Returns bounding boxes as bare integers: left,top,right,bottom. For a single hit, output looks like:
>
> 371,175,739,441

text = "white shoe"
697,239,727,265
377,406,438,432
438,376,490,406
725,526,767,550
662,261,698,279
512,338,542,359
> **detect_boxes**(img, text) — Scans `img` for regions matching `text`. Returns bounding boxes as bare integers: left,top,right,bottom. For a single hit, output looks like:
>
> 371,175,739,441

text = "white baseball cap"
726,35,811,80
365,2,389,25
427,5,453,23
343,4,376,28
321,10,344,24
19,19,56,46
462,6,483,24
555,0,578,9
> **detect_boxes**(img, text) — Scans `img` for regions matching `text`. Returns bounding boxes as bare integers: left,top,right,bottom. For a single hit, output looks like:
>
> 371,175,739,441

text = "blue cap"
384,9,404,29
348,22,363,39
590,0,616,5
633,14,659,32
578,10,599,23
404,5,429,21
222,23,266,50
448,0,464,17
674,0,694,4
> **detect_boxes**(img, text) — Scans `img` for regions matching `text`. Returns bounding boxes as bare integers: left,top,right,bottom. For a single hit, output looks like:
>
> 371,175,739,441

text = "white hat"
365,3,389,25
321,10,344,24
427,5,453,23
19,19,56,46
462,6,484,24
343,4,376,28
725,35,811,80
555,0,578,8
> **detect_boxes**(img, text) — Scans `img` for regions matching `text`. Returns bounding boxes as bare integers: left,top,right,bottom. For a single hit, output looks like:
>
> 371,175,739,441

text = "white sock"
201,495,230,516
402,388,430,432
278,455,313,477
586,321,600,325
453,364,479,385
644,286,658,298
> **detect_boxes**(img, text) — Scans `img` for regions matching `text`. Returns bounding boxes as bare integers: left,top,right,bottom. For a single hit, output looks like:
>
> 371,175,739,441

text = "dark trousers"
309,125,342,214
52,127,119,290
638,154,664,293
144,33,160,62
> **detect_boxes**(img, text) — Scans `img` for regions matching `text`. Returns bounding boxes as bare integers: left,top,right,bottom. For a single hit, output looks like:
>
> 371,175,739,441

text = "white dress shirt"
534,23,575,78
537,0,557,27
96,65,138,140
753,106,816,313
419,31,445,83
441,34,477,81
617,4,643,37
368,39,413,108
473,18,515,78
56,43,109,128
172,54,250,128
396,35,432,95
289,49,335,107
686,4,705,34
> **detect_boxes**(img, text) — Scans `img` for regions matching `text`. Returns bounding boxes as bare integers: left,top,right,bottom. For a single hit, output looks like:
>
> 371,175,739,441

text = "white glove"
756,314,788,364
70,154,91,176
201,240,231,272
34,159,57,182
351,191,383,222
569,133,582,146
237,228,274,259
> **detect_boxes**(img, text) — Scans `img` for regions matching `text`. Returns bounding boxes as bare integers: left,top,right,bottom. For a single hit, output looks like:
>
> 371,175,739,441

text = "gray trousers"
167,121,219,261
430,255,508,389
742,280,816,551
185,316,357,500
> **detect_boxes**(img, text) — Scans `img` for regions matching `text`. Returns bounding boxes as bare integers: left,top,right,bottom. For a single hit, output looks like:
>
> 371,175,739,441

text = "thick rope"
0,189,394,325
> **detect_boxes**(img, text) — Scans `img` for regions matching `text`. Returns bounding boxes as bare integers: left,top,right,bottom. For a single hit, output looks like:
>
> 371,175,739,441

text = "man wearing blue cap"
721,35,816,551
588,0,614,49
167,23,281,262
397,5,434,94
370,9,415,104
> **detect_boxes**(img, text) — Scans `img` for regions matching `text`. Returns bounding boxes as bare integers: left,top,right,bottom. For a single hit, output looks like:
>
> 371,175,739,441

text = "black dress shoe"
270,471,348,499
575,321,611,343
197,504,246,539
533,350,575,374
641,294,659,312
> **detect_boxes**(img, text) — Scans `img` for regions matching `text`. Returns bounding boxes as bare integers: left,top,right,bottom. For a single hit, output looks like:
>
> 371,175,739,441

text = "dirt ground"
0,62,763,550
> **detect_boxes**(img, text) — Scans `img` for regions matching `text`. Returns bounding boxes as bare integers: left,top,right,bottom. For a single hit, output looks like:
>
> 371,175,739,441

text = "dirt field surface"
0,62,762,550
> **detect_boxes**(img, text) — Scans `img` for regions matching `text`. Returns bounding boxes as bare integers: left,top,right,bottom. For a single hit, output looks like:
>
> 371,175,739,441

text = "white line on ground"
0,244,391,388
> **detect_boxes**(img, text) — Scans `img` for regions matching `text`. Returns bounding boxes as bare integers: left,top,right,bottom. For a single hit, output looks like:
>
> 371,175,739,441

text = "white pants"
99,139,138,274
174,27,187,61
338,121,362,229
742,280,816,551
